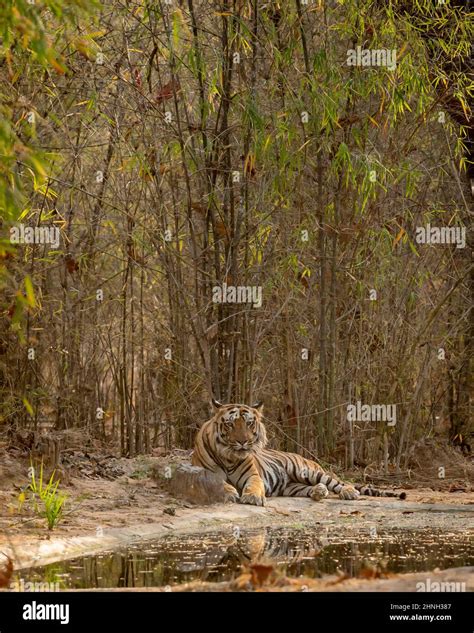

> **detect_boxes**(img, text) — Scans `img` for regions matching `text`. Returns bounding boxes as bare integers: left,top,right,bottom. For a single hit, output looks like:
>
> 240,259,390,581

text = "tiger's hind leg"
285,454,404,499
284,456,360,500
281,482,329,502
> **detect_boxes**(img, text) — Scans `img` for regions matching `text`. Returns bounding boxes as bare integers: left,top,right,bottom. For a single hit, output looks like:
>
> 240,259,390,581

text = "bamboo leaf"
23,397,34,417
24,275,36,307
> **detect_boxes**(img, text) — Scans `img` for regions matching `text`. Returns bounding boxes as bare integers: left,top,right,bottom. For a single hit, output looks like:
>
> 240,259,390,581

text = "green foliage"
0,0,98,348
28,461,67,531
0,0,97,220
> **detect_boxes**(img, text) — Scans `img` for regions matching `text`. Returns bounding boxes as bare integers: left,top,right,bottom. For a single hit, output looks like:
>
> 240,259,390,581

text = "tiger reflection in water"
229,529,322,566
197,528,323,573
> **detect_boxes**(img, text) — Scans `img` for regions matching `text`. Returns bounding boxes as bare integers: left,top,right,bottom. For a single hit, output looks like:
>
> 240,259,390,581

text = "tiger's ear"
211,398,224,410
252,401,264,412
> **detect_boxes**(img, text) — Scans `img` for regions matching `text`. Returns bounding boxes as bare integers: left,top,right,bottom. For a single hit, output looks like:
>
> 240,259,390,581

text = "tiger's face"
212,400,267,458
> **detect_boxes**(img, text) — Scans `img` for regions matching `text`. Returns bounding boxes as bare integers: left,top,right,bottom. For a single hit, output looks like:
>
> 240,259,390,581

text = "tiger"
192,400,406,506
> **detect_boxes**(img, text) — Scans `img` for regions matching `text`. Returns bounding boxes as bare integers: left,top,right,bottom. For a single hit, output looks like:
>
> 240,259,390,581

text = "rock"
168,464,226,505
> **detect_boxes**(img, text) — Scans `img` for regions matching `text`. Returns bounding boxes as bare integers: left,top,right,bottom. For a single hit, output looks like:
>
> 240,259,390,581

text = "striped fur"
192,402,406,506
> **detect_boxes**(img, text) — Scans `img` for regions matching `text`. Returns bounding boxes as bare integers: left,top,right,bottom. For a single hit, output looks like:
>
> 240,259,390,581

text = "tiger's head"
210,399,267,458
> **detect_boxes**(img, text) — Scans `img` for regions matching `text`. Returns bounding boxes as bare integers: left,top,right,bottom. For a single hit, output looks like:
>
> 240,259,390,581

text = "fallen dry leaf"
359,566,379,579
449,483,467,493
0,553,13,588
328,572,350,585
271,507,291,517
231,572,253,591
357,563,393,580
250,562,274,587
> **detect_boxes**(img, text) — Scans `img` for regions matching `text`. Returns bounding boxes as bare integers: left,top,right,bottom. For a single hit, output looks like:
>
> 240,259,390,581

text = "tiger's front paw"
224,484,240,503
310,483,329,501
338,485,360,500
240,492,266,506
226,490,240,503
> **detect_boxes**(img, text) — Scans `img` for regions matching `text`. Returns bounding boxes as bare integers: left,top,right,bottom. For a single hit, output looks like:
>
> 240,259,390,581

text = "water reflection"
16,528,474,589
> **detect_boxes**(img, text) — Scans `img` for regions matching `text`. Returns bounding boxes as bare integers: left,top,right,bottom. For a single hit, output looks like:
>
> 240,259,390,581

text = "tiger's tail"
312,471,406,499
355,484,406,499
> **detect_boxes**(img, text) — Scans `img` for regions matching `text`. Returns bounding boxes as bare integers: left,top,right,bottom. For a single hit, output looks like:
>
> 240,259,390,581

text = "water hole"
15,528,474,589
